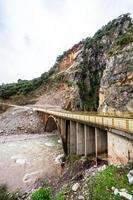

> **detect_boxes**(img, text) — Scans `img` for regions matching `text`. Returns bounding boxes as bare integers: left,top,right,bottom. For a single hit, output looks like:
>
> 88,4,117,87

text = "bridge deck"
34,107,133,134
0,103,133,134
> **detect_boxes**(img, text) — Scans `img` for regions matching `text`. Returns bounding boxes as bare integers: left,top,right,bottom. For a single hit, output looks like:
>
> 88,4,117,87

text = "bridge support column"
69,121,76,154
60,118,67,155
108,131,133,164
95,128,107,159
77,123,85,155
85,125,95,156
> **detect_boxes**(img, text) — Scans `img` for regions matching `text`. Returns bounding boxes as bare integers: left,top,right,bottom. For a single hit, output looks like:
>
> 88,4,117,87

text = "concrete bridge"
32,106,133,165
1,103,133,164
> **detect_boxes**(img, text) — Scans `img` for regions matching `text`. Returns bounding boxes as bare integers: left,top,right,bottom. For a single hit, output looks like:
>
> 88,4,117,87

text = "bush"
117,33,133,47
31,187,52,200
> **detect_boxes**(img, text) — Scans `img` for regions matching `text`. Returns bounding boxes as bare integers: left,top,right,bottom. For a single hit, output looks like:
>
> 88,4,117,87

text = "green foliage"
0,57,60,100
108,25,133,56
87,165,133,200
95,13,131,38
117,25,133,47
54,187,69,200
0,40,83,101
0,185,17,200
31,187,52,200
77,66,102,111
77,13,132,111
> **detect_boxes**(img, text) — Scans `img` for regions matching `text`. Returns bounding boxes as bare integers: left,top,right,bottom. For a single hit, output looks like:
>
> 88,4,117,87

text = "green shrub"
31,187,52,200
117,33,133,47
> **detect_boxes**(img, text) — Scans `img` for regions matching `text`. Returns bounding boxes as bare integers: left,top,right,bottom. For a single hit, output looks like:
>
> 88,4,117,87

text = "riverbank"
0,106,43,136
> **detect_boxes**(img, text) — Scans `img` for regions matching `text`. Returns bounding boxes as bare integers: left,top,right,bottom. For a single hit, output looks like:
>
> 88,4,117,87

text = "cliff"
37,13,133,113
0,13,133,113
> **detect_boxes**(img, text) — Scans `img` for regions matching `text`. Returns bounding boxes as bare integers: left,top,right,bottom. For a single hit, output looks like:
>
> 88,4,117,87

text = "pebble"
129,170,133,176
15,158,26,165
119,192,133,200
0,130,4,134
114,188,119,195
78,195,84,199
72,183,80,192
120,188,127,192
113,188,133,200
111,186,115,191
127,172,133,184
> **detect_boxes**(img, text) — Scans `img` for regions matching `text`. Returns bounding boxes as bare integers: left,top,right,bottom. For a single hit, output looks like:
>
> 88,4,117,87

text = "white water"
0,134,63,192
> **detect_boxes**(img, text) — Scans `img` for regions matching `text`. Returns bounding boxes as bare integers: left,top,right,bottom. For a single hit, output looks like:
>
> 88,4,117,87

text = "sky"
0,0,133,84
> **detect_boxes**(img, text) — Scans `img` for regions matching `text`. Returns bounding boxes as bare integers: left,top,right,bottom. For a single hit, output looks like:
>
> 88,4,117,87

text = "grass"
87,165,133,200
31,187,52,200
54,187,69,200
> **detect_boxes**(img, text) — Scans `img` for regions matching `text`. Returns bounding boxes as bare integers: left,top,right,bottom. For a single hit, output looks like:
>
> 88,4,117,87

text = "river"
0,133,63,193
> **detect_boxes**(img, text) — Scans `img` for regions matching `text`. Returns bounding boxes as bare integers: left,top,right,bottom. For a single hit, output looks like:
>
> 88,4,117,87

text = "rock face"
37,42,83,110
99,43,133,112
37,14,133,113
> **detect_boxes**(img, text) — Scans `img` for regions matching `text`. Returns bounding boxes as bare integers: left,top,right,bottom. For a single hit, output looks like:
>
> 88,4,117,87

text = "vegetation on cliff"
77,13,132,111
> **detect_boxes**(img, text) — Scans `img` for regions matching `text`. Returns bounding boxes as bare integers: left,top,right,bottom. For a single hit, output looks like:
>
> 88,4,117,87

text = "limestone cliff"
37,13,133,113
99,43,133,113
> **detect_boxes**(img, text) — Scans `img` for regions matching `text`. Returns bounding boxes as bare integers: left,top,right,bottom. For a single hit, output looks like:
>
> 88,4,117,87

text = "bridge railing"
37,109,133,134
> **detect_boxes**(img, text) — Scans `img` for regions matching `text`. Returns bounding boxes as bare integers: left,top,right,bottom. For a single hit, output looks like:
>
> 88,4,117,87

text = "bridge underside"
38,111,133,165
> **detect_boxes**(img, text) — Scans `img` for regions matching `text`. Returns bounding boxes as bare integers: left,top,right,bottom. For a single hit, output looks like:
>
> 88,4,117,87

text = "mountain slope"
0,13,133,113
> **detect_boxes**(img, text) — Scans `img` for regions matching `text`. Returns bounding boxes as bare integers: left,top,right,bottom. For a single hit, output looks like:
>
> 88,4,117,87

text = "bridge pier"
60,118,68,155
108,130,133,164
95,128,107,159
85,125,95,156
37,110,133,165
77,123,85,155
69,121,77,154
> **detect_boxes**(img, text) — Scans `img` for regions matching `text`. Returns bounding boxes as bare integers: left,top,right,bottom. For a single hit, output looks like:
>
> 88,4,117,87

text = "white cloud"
0,0,132,83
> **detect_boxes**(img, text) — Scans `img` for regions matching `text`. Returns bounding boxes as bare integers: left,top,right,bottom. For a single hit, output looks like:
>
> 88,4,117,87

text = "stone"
120,188,127,192
72,183,80,192
129,170,133,176
119,192,133,200
0,130,4,134
128,177,133,184
114,188,119,195
15,158,26,165
98,165,107,172
111,186,115,191
127,173,133,184
55,154,64,164
78,195,84,199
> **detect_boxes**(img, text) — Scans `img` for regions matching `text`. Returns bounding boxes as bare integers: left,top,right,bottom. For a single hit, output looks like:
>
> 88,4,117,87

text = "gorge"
0,13,133,200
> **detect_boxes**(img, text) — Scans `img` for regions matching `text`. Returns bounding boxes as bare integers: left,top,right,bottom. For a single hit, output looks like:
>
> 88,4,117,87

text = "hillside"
0,13,133,113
